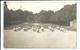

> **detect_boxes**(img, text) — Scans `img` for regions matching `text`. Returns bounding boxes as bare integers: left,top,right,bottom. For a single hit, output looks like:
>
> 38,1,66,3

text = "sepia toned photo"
4,1,77,48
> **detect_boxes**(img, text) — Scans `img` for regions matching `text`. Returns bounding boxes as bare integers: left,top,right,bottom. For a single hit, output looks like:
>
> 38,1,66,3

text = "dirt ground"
4,28,76,48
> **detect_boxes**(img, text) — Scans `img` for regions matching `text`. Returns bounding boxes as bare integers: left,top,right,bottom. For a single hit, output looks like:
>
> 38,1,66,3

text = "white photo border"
1,1,80,50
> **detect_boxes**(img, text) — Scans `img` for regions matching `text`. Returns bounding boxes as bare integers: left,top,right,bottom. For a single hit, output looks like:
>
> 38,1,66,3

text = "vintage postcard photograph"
4,1,77,48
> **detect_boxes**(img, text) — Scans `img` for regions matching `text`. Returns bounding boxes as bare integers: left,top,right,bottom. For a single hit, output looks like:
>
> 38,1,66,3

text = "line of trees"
4,2,76,27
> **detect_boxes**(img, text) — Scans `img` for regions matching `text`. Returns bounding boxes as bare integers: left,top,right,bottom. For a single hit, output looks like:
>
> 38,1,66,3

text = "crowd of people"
13,23,66,33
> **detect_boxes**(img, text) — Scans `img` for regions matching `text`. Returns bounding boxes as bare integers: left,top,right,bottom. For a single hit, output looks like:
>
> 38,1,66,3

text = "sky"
6,1,76,13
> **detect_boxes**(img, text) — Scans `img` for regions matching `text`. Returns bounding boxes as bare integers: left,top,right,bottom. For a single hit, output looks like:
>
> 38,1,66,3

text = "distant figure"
41,29,44,32
37,29,40,33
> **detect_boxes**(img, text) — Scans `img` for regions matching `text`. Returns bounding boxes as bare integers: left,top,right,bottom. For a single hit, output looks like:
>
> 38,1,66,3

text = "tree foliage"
4,2,76,27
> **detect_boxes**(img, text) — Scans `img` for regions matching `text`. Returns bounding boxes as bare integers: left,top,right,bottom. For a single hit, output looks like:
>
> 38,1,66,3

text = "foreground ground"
4,23,76,48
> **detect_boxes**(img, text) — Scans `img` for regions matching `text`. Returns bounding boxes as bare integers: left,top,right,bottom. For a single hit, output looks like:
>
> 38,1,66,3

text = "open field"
4,23,77,48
